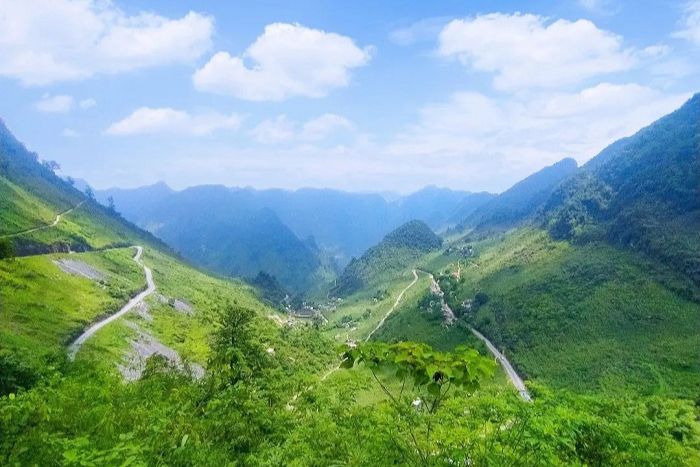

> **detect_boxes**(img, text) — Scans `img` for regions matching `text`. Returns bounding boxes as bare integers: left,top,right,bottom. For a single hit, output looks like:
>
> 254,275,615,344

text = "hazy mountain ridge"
459,157,578,232
98,184,487,262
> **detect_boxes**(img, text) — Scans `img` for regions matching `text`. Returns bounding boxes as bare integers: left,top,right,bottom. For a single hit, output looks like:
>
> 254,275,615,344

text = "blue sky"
0,0,698,193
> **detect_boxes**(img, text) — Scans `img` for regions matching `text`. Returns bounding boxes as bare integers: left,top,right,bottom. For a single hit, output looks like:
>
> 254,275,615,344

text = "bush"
0,350,40,395
0,238,14,259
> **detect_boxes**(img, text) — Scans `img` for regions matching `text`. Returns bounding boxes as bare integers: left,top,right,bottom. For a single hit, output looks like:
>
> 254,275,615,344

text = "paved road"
428,271,531,401
470,327,532,401
67,246,155,360
1,200,85,239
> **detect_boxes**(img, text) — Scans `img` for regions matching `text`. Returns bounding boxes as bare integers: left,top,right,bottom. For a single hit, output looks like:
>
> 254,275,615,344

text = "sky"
0,0,698,194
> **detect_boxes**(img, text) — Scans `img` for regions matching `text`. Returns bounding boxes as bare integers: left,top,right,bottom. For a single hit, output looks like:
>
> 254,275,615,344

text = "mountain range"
1,93,699,466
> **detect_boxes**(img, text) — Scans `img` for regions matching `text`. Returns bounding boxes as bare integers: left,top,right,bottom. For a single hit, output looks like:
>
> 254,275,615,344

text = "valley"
1,94,699,465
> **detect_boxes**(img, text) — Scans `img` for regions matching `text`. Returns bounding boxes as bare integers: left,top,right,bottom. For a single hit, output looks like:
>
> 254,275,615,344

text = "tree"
0,238,14,259
84,186,95,200
107,196,116,213
210,304,268,386
342,342,496,464
41,160,60,173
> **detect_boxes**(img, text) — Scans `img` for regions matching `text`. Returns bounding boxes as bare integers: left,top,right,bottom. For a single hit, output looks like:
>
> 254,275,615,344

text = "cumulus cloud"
0,0,213,85
438,13,635,91
251,113,353,144
674,1,700,46
193,23,371,101
35,94,75,113
106,107,242,136
389,83,690,179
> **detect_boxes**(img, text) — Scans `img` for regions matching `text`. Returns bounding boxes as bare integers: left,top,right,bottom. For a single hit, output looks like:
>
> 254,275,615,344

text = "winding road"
319,269,421,382
428,273,532,401
1,200,85,239
67,245,155,360
469,328,531,401
365,269,419,342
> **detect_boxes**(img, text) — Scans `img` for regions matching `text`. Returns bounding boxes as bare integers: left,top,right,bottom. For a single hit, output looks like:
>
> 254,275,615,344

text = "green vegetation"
0,176,57,235
0,249,144,356
334,220,442,296
1,97,700,464
2,314,698,465
542,93,700,288
392,229,700,399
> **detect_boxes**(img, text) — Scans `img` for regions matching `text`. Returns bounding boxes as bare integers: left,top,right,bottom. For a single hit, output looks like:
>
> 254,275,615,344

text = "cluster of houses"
444,244,474,258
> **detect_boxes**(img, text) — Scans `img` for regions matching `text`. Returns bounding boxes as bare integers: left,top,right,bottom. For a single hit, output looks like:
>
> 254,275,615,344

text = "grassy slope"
74,247,273,367
323,270,428,343
0,248,144,355
467,230,700,398
380,228,700,399
0,177,57,235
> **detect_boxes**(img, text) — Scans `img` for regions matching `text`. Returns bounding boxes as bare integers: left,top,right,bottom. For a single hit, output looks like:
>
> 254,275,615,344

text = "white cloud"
250,115,296,144
62,128,80,138
79,98,97,109
0,0,213,85
300,114,353,141
251,113,353,144
390,17,450,46
193,23,371,101
35,94,74,113
438,13,635,91
674,1,700,46
389,83,690,181
106,107,242,136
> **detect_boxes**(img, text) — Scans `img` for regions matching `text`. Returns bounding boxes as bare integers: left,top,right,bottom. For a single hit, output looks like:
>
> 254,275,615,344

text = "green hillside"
398,230,699,398
375,96,700,400
333,220,442,296
542,94,700,288
0,121,164,257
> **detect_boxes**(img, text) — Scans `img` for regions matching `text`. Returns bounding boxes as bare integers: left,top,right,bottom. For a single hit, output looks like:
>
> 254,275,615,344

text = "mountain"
2,107,699,466
447,191,498,224
333,220,442,296
391,186,475,229
0,119,163,256
96,181,174,225
121,185,326,293
542,93,700,287
459,158,578,232
98,184,490,268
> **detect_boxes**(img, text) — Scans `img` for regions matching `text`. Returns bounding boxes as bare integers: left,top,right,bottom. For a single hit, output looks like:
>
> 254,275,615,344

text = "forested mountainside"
370,95,700,400
333,220,442,296
458,158,578,232
101,184,328,293
542,93,700,290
